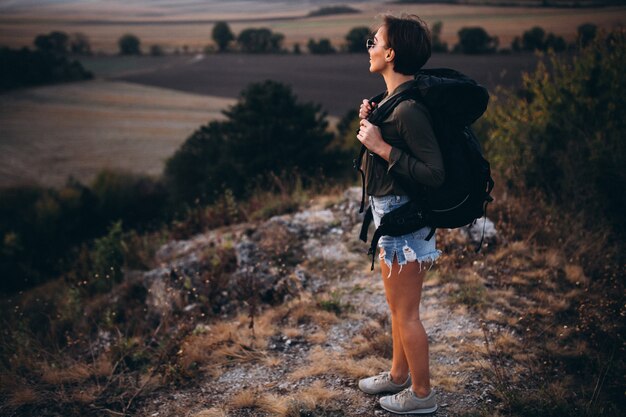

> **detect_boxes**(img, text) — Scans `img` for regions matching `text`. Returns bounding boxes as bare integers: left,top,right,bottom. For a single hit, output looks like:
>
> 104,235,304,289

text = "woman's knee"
395,307,421,324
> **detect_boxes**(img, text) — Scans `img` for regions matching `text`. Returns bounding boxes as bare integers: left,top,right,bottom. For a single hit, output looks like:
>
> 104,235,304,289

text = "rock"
460,217,498,244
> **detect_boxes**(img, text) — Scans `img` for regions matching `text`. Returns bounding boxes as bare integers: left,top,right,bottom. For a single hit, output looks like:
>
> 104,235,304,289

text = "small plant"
90,220,125,293
317,290,351,316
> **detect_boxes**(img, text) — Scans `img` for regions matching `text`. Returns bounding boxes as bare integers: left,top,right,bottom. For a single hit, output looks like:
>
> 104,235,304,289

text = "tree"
69,32,92,55
149,44,165,56
544,33,566,52
308,38,336,54
118,34,141,55
345,26,370,53
34,31,69,55
522,26,546,51
518,27,566,52
212,21,235,52
237,28,284,53
431,21,448,53
577,23,597,47
165,81,334,204
456,27,498,54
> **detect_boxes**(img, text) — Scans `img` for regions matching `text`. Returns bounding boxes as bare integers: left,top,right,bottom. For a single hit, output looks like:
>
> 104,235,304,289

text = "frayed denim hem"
379,247,441,278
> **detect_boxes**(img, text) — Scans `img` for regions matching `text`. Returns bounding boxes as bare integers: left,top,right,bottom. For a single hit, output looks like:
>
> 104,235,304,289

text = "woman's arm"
387,100,445,188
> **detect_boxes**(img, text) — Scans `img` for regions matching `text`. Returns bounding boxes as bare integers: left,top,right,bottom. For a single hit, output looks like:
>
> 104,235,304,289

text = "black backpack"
355,68,494,270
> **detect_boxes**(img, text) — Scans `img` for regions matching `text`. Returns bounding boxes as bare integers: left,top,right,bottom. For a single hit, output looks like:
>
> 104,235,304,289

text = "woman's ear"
385,48,395,62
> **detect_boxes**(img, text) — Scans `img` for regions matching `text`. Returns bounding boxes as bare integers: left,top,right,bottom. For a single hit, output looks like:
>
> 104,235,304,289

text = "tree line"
1,21,600,65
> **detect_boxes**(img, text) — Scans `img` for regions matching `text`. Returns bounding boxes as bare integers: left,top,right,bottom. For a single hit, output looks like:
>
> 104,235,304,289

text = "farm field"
101,52,542,117
0,79,235,188
0,1,624,53
1,51,540,189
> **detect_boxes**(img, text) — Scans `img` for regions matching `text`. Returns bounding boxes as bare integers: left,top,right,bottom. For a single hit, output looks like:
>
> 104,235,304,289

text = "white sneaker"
379,387,438,414
358,371,411,395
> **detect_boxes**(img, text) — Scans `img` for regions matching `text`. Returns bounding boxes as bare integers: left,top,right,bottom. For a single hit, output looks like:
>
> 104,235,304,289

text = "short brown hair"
381,14,431,75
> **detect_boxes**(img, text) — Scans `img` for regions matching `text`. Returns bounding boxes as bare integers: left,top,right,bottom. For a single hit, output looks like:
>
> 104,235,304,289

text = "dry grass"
5,385,39,408
265,295,340,329
192,407,228,417
179,314,276,373
288,345,388,381
211,380,342,417
287,380,341,411
0,80,234,188
40,362,92,384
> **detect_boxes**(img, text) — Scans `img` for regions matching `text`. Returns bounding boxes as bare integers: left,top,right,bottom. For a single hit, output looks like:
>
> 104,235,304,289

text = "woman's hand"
357,119,392,161
359,99,376,119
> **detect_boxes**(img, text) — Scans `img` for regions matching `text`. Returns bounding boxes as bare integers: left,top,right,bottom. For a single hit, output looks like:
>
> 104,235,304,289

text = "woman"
356,14,444,415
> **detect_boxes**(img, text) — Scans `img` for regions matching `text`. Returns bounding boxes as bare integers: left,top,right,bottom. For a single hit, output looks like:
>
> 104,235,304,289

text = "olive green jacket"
361,80,445,197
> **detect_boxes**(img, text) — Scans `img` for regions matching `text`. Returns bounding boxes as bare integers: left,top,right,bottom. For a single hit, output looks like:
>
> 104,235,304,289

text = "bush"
237,28,284,53
456,27,498,54
149,44,165,56
164,80,336,204
0,46,93,91
431,21,448,53
515,26,567,52
89,221,125,294
69,32,92,55
212,21,234,52
0,171,171,293
307,38,336,54
34,31,69,55
345,26,370,53
118,33,141,55
308,5,360,17
577,23,597,47
485,29,626,242
91,170,171,229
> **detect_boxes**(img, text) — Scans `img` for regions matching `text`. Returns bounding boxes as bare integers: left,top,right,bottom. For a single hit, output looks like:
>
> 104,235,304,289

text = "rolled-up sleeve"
387,100,445,188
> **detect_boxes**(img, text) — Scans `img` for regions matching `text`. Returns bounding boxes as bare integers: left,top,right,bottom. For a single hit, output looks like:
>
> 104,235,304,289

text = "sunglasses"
366,38,388,50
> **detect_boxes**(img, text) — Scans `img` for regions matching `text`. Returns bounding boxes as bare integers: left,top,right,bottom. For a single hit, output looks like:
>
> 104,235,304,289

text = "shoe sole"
359,387,407,395
379,404,438,414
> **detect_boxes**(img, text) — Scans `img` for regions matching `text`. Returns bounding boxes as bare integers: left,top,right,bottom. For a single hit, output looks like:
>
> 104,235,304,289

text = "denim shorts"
369,194,441,275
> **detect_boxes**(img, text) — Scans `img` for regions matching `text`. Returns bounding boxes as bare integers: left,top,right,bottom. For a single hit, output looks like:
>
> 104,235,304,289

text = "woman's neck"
382,70,414,97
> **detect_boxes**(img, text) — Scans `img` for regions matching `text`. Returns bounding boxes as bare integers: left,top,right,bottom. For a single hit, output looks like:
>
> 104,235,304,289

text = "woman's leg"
381,255,431,397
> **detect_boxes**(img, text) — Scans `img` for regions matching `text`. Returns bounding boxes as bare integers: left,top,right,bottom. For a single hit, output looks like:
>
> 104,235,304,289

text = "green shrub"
91,169,171,229
431,21,448,53
237,28,284,53
90,221,125,294
164,80,336,204
485,29,626,239
456,27,498,54
118,33,141,55
513,26,567,52
307,38,336,54
0,171,171,293
212,21,235,52
345,26,370,53
0,46,93,91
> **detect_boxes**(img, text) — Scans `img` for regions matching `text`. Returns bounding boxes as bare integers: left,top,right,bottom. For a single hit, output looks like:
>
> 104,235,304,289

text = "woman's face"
368,25,390,74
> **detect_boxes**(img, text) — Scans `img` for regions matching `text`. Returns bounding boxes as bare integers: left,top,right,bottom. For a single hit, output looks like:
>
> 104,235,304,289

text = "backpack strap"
353,89,419,213
353,145,368,213
474,179,495,253
368,226,385,271
359,206,373,242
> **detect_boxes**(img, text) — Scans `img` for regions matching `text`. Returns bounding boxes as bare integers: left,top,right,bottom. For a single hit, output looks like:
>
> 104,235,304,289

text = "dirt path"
133,189,489,416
